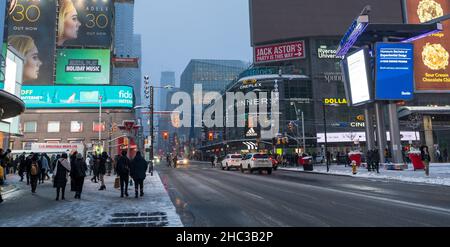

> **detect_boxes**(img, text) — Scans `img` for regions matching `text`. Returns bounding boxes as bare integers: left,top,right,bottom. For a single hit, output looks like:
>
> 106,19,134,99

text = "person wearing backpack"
30,154,41,194
39,154,50,184
53,153,71,201
117,150,130,198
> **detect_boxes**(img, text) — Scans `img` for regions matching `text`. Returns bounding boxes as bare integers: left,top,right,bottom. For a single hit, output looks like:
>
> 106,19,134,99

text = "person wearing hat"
71,153,87,199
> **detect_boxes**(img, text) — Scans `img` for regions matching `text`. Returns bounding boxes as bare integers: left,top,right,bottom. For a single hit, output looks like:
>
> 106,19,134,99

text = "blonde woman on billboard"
8,35,43,81
58,0,81,46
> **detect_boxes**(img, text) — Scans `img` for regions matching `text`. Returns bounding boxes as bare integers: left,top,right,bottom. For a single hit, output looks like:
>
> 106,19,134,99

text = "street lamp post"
143,76,174,172
99,95,103,151
322,101,329,173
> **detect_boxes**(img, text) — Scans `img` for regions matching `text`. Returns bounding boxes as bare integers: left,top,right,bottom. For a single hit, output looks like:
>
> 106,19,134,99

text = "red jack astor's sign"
254,40,306,63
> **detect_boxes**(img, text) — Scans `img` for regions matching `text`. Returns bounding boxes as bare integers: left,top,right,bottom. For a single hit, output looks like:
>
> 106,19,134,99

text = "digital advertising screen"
403,0,450,92
55,48,110,85
57,0,113,48
21,85,134,109
375,42,414,100
344,48,372,106
7,0,57,85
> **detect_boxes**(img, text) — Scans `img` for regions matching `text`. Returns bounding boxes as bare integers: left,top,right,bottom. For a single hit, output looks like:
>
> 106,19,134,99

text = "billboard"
7,0,56,85
250,0,403,45
21,85,134,108
341,48,372,106
55,48,110,85
375,42,414,100
403,0,450,92
254,40,305,64
57,0,113,48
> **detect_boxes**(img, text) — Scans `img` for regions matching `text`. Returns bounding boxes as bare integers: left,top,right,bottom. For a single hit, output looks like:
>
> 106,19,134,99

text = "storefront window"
71,121,83,133
24,122,37,133
48,121,60,133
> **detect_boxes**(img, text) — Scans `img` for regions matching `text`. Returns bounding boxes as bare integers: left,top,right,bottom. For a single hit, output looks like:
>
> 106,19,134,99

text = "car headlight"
183,159,188,164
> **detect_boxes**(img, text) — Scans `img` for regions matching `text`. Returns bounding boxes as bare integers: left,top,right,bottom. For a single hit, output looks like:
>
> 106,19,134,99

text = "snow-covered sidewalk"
280,163,450,186
0,171,183,227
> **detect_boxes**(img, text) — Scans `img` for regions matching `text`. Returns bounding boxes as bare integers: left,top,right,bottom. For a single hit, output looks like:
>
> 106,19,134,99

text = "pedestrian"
211,155,215,168
366,150,373,172
39,153,50,184
30,154,41,194
98,152,107,190
106,155,113,176
18,152,26,181
85,154,92,175
166,154,171,167
117,150,130,197
373,149,380,174
50,154,56,172
53,153,71,200
444,148,448,163
130,151,148,198
71,153,87,199
91,153,99,183
173,155,178,168
420,145,431,176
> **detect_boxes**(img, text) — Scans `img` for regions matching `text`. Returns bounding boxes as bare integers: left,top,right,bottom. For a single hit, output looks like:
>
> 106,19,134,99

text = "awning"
0,90,25,119
398,106,450,118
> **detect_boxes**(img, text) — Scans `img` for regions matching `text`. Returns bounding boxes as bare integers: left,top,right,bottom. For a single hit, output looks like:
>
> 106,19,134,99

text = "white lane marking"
243,191,265,200
310,185,450,215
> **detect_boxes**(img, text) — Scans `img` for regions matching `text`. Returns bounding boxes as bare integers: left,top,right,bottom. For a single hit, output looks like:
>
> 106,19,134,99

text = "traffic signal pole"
149,85,154,173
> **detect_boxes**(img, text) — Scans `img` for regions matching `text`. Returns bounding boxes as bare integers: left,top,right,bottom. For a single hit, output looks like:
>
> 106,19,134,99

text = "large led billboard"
57,0,113,48
21,85,134,109
7,0,57,85
403,0,450,92
375,42,414,100
55,48,110,85
342,48,372,106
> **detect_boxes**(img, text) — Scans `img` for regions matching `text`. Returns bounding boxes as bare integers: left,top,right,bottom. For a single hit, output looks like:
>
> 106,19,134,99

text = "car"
221,154,242,170
240,153,272,174
176,157,189,166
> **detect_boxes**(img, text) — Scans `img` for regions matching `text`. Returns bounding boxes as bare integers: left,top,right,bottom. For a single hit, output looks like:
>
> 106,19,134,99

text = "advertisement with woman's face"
57,0,113,48
7,0,56,85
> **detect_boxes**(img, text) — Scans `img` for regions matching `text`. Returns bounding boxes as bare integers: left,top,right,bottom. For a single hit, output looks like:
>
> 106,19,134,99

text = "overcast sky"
134,0,252,87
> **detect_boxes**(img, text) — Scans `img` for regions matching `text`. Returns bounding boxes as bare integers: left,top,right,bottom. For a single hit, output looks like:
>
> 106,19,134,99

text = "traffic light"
208,132,214,141
163,131,169,140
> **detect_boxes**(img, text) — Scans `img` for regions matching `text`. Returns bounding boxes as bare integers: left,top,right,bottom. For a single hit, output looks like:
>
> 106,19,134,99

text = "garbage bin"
409,151,425,171
302,156,313,171
348,151,362,167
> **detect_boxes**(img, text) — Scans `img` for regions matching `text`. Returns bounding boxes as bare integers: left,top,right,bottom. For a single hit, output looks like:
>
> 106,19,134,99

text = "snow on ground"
281,163,450,186
0,171,183,227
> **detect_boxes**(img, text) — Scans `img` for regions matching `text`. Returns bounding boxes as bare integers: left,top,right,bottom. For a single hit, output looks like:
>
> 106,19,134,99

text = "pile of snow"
281,163,450,186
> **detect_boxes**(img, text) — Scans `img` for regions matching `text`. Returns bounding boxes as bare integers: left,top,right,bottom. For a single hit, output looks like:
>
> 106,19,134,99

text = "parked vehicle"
240,153,272,174
221,154,242,170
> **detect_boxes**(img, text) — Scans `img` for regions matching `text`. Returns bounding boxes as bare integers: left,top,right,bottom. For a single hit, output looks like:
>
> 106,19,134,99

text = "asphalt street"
158,160,450,227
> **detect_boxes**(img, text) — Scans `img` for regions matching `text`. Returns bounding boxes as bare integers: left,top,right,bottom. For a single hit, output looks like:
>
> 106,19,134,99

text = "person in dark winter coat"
373,149,380,174
421,145,431,176
98,152,107,190
71,153,87,199
91,153,100,183
53,153,71,200
117,150,130,197
29,154,41,194
130,151,148,198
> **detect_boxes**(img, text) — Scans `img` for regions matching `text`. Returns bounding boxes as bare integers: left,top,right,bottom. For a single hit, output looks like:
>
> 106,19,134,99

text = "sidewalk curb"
279,168,352,178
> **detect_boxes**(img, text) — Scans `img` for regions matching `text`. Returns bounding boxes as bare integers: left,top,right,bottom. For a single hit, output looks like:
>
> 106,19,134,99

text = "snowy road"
159,161,450,226
0,172,183,227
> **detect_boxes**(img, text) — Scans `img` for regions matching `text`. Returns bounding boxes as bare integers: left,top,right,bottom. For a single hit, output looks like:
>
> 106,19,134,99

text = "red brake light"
252,158,256,161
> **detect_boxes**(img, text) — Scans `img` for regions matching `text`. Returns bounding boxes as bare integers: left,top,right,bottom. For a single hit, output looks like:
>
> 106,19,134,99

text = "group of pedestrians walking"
0,150,149,204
